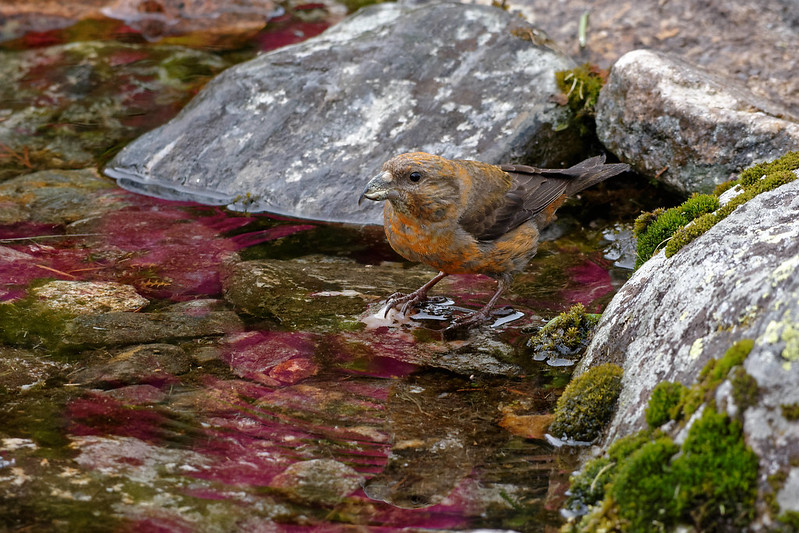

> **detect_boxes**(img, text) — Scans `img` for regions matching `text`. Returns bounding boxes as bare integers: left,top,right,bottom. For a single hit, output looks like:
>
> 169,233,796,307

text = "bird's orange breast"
384,203,539,278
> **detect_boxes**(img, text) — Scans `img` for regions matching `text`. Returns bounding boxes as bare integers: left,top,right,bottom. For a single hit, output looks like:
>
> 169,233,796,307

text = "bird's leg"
384,271,448,317
446,278,509,330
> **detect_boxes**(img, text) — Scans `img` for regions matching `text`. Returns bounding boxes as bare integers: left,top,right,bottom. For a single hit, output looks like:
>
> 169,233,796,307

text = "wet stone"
270,458,364,506
221,256,437,331
31,280,149,315
60,309,243,349
69,343,191,387
0,169,124,225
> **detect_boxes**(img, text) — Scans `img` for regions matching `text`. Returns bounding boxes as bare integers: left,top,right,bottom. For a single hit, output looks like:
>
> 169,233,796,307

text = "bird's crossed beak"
358,170,394,206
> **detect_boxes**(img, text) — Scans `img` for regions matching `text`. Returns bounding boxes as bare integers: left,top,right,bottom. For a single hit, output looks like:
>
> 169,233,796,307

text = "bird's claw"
382,291,427,318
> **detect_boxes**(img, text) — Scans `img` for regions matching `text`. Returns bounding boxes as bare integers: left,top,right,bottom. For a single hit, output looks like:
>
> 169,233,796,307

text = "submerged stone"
60,309,243,349
0,41,228,181
270,459,364,505
69,343,192,387
105,2,583,224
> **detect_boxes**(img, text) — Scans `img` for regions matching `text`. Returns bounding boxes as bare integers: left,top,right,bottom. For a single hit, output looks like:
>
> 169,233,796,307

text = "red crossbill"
359,152,629,329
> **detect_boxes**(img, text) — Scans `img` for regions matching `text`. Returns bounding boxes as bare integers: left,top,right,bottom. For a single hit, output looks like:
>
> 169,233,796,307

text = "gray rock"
596,50,799,194
576,176,799,523
105,2,583,225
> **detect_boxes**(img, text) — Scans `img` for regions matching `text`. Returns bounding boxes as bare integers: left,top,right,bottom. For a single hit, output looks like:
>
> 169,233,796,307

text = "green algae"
634,151,799,268
549,363,623,442
0,290,75,351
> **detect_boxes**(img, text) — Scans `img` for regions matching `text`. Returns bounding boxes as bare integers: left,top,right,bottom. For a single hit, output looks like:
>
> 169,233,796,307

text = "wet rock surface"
104,2,585,225
597,50,799,194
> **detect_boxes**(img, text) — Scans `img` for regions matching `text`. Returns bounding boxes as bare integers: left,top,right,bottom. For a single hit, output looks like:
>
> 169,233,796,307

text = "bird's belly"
384,212,539,277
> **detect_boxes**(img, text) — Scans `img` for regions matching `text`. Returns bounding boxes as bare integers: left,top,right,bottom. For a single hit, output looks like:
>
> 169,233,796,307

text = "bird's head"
359,152,462,221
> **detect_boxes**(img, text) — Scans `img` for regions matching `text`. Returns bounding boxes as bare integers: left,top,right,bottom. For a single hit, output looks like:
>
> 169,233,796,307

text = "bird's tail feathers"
559,155,630,196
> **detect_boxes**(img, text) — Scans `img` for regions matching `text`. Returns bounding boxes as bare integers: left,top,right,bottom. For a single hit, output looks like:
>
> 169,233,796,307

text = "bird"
358,152,629,330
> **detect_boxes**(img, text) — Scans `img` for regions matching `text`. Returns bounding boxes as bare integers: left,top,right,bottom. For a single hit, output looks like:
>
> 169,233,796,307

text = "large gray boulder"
577,174,799,525
596,50,799,194
105,2,582,225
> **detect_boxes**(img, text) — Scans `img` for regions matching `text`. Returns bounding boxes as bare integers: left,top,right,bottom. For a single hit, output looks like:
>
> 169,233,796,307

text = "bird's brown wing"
459,168,568,242
460,155,628,242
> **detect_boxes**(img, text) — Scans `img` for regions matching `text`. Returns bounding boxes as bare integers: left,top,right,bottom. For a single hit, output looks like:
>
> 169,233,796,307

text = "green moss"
664,212,716,258
563,339,761,532
634,194,719,268
645,381,686,428
781,403,799,421
527,303,600,361
635,151,799,267
611,437,681,530
568,407,759,532
554,63,607,136
566,430,655,513
778,511,799,530
680,339,754,418
730,367,759,412
671,407,759,529
549,363,623,442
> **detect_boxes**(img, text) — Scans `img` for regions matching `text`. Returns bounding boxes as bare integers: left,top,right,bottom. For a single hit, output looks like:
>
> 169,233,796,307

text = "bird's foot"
382,290,430,317
445,309,492,331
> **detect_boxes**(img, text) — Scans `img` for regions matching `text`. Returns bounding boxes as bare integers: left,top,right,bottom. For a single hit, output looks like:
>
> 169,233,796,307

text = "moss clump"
554,63,607,135
781,403,799,421
568,407,759,532
671,408,759,529
0,292,74,350
566,430,656,513
635,152,799,268
549,363,623,442
730,367,759,412
527,303,601,362
611,436,681,529
634,194,719,268
680,339,754,417
645,381,686,428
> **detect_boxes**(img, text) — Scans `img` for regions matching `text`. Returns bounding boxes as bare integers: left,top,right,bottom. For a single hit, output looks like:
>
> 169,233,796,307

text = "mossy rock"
549,363,623,442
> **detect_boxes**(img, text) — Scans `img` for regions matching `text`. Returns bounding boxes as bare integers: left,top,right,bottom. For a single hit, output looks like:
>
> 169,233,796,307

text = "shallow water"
0,6,671,531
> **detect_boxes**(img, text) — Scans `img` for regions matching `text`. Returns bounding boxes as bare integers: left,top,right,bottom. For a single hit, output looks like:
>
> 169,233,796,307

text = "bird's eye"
409,172,422,182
